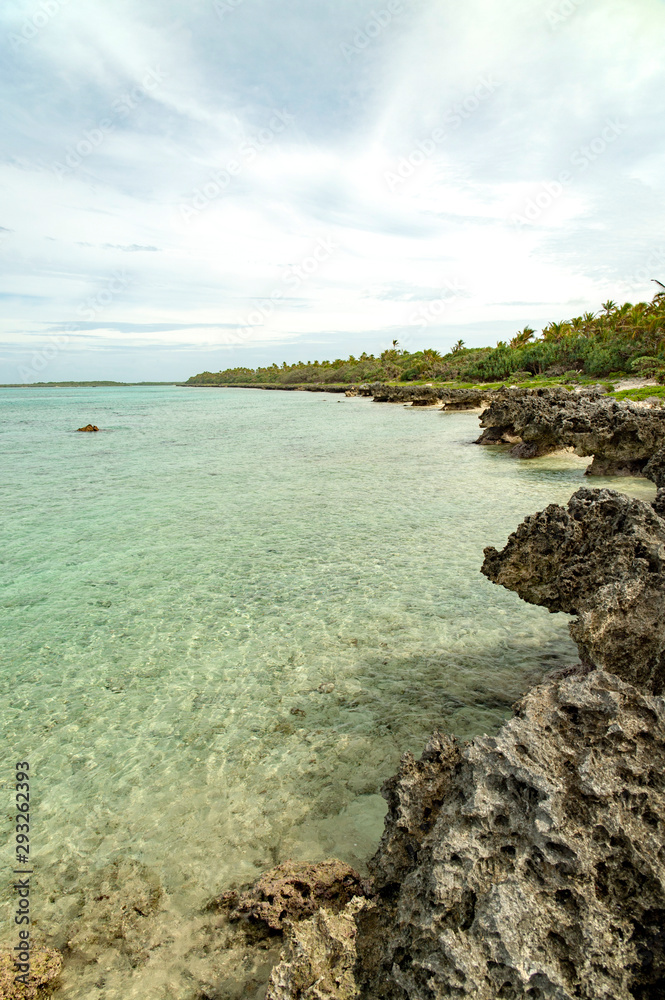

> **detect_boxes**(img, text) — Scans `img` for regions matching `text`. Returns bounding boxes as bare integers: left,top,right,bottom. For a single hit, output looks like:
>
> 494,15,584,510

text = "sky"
2,0,665,382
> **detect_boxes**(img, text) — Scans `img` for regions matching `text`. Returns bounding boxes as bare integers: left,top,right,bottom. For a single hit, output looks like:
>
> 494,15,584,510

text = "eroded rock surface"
482,488,665,694
476,386,665,474
266,897,367,1000
265,486,665,1000
0,949,62,1000
355,668,665,1000
210,859,369,932
367,383,493,409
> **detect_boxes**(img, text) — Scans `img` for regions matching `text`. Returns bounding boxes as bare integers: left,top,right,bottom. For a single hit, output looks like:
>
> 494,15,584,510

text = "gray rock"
482,488,665,695
356,668,665,1000
476,386,665,474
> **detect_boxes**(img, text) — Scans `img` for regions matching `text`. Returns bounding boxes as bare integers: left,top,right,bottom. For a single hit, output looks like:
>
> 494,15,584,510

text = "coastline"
2,386,664,999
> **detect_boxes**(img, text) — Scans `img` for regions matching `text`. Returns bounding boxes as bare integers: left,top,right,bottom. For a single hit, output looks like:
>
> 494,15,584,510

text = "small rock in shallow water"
0,948,62,999
76,424,99,432
209,859,370,931
317,683,335,694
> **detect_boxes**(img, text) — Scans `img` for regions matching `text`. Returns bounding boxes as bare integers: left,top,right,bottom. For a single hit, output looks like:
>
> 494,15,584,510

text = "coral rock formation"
0,949,62,1000
366,383,493,409
476,386,665,475
482,488,665,695
266,898,366,1000
210,859,369,932
76,424,99,432
262,487,665,1000
356,668,665,1000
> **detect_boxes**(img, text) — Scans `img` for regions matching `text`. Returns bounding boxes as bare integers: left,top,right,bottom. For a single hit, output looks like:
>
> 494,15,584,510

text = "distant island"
185,296,665,402
1,381,177,388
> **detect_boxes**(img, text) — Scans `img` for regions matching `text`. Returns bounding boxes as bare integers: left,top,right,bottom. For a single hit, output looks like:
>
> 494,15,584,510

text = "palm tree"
422,348,442,361
601,300,617,316
451,339,465,353
542,321,569,343
509,326,535,349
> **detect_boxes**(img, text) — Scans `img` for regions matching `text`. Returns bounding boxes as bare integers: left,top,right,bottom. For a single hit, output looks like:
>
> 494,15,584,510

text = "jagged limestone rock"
476,386,665,474
356,668,665,1000
482,488,665,695
266,897,368,1000
367,383,494,408
210,859,369,932
644,448,665,489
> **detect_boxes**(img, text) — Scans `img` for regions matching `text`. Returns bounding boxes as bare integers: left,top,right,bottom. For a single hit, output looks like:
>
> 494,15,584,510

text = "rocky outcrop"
356,667,665,1000
476,386,665,474
367,383,493,409
266,898,366,1000
263,487,665,1000
210,859,369,932
482,488,665,695
645,448,665,489
76,424,99,432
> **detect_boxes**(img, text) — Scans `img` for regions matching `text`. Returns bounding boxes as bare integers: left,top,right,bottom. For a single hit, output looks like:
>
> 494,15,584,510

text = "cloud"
1,0,665,380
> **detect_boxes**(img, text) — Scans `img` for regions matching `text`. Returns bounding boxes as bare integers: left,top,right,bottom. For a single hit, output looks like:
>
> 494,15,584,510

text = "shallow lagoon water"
0,386,655,997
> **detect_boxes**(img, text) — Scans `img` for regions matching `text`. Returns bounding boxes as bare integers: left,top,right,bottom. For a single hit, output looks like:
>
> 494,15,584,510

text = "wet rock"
355,668,665,1000
266,897,367,1000
0,949,62,999
645,447,665,488
76,424,99,432
476,386,665,473
366,383,494,409
209,860,370,932
482,487,665,694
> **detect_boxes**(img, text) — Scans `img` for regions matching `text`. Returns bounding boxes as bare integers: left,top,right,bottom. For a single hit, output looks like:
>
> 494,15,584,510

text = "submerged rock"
476,386,665,474
0,949,62,1000
482,488,665,695
210,859,370,932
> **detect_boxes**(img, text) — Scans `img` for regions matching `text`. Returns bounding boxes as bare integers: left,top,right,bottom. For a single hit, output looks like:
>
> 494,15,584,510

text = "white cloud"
1,0,665,380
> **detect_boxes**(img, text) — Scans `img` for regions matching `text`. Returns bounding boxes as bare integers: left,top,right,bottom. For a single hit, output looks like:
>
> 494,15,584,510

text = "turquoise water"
0,386,655,998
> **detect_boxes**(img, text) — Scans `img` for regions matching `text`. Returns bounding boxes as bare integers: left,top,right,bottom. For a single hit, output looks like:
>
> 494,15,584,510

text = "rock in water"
356,668,665,1000
236,488,665,999
267,898,366,1000
76,424,99,432
482,487,665,694
476,386,665,473
209,859,369,931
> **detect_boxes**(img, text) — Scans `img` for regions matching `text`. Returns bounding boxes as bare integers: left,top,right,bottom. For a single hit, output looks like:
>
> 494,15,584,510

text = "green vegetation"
186,297,665,387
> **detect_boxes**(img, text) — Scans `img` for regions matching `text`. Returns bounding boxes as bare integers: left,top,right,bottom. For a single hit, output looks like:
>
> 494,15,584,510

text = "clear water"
0,387,655,997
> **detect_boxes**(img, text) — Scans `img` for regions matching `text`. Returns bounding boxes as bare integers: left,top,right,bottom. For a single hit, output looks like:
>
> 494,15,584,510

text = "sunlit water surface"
0,387,655,997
